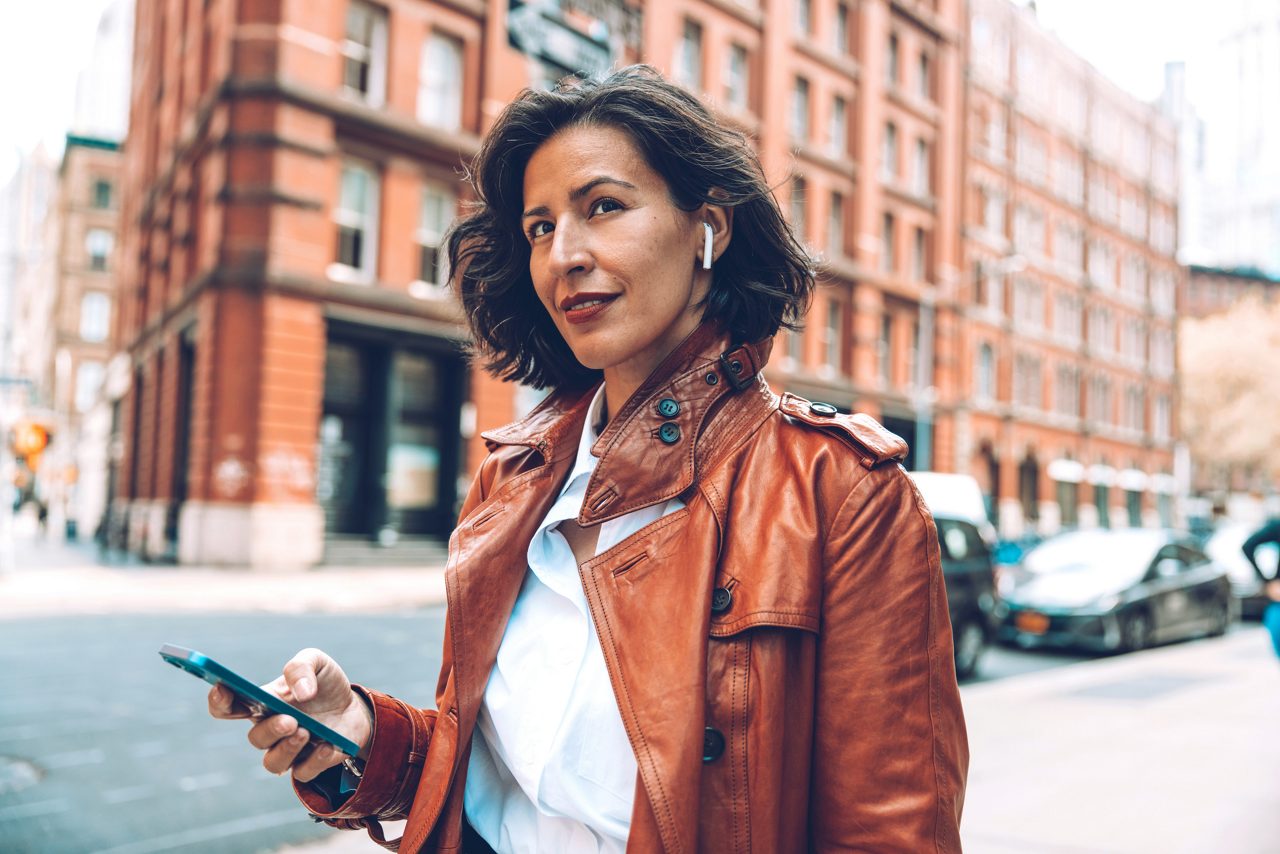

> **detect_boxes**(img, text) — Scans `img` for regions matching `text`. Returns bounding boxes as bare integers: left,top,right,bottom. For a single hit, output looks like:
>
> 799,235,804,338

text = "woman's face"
522,124,711,393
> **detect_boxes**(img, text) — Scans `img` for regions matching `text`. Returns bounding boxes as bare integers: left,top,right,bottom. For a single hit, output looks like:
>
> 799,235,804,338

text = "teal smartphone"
158,643,361,758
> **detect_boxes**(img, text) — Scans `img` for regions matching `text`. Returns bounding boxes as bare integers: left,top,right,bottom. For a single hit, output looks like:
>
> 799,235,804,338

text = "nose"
547,216,593,279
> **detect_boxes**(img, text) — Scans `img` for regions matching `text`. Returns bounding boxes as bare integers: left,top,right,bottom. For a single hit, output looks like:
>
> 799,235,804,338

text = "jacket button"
703,727,725,763
656,397,681,418
809,401,838,416
658,422,681,444
710,586,733,614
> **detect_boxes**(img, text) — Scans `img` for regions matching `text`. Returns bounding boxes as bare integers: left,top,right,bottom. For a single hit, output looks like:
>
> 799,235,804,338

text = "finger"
208,684,251,720
291,741,346,783
247,713,299,751
281,648,329,703
263,728,312,776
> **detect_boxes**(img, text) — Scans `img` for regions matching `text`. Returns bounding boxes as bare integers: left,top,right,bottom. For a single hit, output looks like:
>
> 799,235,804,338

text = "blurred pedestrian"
1242,518,1280,658
207,66,968,853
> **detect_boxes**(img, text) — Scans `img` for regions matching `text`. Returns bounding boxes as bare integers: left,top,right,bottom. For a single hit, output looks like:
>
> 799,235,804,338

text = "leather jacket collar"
481,322,776,527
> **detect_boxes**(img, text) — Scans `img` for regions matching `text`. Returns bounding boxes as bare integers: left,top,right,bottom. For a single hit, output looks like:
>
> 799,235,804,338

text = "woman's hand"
1266,579,1280,602
207,648,372,783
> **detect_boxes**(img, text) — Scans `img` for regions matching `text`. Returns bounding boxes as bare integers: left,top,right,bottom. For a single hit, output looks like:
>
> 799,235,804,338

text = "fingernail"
296,678,314,699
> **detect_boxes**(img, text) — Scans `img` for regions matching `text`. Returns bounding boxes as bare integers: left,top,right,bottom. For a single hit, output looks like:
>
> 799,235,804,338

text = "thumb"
282,648,328,703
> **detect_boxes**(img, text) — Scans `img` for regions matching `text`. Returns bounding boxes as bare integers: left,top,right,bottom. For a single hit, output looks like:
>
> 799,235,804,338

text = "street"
0,601,1117,854
0,609,446,854
1,534,1276,854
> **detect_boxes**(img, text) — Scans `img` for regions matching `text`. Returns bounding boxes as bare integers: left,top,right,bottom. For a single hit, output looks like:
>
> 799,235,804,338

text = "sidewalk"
0,531,448,618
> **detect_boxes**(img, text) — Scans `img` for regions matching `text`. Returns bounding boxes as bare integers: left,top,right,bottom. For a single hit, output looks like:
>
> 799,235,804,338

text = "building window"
1055,365,1080,416
913,138,930,196
886,33,899,87
791,77,810,142
75,360,105,413
418,32,464,131
976,343,995,401
342,1,388,106
982,187,1005,234
79,292,111,343
827,191,844,258
912,227,927,281
1095,482,1111,529
918,52,931,100
790,177,807,243
92,179,113,209
881,122,898,182
830,95,848,157
675,19,703,89
417,185,456,287
879,314,893,386
796,0,811,36
825,299,842,373
725,43,749,111
334,160,379,282
788,327,804,365
86,229,113,272
1154,395,1171,440
835,3,850,55
880,211,895,273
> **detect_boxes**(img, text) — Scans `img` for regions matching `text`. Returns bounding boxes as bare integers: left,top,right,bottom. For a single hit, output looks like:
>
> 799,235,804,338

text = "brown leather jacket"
298,324,969,852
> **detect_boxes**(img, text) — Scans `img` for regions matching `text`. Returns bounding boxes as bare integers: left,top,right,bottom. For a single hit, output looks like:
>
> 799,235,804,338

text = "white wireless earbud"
702,222,714,270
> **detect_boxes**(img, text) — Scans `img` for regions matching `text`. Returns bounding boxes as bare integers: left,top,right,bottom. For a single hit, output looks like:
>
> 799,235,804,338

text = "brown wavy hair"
447,65,814,390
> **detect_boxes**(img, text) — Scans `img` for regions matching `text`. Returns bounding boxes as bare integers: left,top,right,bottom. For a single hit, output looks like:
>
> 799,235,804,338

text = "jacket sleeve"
293,454,498,841
810,465,969,853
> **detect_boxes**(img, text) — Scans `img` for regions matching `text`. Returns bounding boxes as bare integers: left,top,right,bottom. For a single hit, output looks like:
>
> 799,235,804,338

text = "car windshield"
1022,530,1165,581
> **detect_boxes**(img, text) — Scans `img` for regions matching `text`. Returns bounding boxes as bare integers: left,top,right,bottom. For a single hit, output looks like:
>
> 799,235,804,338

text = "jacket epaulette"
779,393,909,468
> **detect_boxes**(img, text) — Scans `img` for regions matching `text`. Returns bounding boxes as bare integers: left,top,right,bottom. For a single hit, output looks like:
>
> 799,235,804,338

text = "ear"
699,203,734,266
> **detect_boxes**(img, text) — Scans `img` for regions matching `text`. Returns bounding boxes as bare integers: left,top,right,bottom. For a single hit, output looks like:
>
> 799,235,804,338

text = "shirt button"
710,586,733,614
809,401,838,416
703,727,726,763
656,397,681,418
658,422,682,444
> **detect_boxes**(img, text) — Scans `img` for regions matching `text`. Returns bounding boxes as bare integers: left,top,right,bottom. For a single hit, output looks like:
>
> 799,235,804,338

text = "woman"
210,66,968,852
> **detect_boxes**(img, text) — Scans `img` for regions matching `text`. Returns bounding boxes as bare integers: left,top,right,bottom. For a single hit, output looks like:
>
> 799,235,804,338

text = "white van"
907,471,997,546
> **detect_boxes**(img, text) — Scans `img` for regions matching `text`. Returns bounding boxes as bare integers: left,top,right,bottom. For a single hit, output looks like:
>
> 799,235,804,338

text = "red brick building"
958,0,1180,536
115,0,971,567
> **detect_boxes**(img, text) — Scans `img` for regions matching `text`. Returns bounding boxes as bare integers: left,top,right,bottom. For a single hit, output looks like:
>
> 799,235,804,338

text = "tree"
1179,296,1280,488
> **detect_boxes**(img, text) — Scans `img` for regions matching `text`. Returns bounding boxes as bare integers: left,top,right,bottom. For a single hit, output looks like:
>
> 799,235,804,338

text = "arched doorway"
1018,451,1040,528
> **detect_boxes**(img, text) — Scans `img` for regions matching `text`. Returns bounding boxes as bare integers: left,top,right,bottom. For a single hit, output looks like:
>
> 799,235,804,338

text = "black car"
933,515,999,679
997,529,1233,653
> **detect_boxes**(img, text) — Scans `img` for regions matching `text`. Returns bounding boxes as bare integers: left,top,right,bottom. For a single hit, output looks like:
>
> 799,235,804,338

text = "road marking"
176,771,231,792
102,784,155,804
40,748,106,769
87,807,307,854
0,798,71,820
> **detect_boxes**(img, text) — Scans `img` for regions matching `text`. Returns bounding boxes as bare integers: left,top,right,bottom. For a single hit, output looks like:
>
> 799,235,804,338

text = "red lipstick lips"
560,292,618,325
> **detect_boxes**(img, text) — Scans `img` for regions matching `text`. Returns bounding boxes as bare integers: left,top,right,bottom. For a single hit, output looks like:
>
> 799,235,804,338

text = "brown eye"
589,198,623,217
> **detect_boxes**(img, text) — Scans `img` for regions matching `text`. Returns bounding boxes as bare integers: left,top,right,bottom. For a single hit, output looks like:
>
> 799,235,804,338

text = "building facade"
116,0,968,567
958,0,1181,536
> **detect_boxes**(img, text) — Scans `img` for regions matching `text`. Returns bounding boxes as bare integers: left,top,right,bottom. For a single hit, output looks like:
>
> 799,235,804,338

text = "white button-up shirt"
464,386,684,853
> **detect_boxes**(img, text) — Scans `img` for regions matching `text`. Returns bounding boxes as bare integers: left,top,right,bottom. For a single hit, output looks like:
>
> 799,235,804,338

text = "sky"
0,0,1232,184
0,0,116,183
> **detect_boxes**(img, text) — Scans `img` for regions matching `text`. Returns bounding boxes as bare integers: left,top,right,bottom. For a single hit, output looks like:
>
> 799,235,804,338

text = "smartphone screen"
159,644,361,758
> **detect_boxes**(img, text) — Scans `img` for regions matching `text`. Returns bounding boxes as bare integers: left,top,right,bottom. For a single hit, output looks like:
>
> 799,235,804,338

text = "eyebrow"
522,176,638,219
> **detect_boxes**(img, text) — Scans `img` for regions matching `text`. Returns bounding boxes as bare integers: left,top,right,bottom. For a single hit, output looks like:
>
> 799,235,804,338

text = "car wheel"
1120,610,1151,653
953,618,987,680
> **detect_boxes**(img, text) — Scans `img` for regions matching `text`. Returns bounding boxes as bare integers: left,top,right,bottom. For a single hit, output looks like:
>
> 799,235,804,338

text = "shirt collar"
565,383,609,492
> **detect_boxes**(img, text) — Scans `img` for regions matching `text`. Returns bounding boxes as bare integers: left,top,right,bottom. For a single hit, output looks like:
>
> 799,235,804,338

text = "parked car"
906,473,999,678
1203,521,1279,619
997,529,1233,653
932,514,999,679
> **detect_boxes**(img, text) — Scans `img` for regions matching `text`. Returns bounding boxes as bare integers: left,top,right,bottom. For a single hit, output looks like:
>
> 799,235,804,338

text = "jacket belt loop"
718,344,758,391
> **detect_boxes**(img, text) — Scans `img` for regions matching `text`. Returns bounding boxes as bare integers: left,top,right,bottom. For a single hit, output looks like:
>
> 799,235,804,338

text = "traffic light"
10,420,52,471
